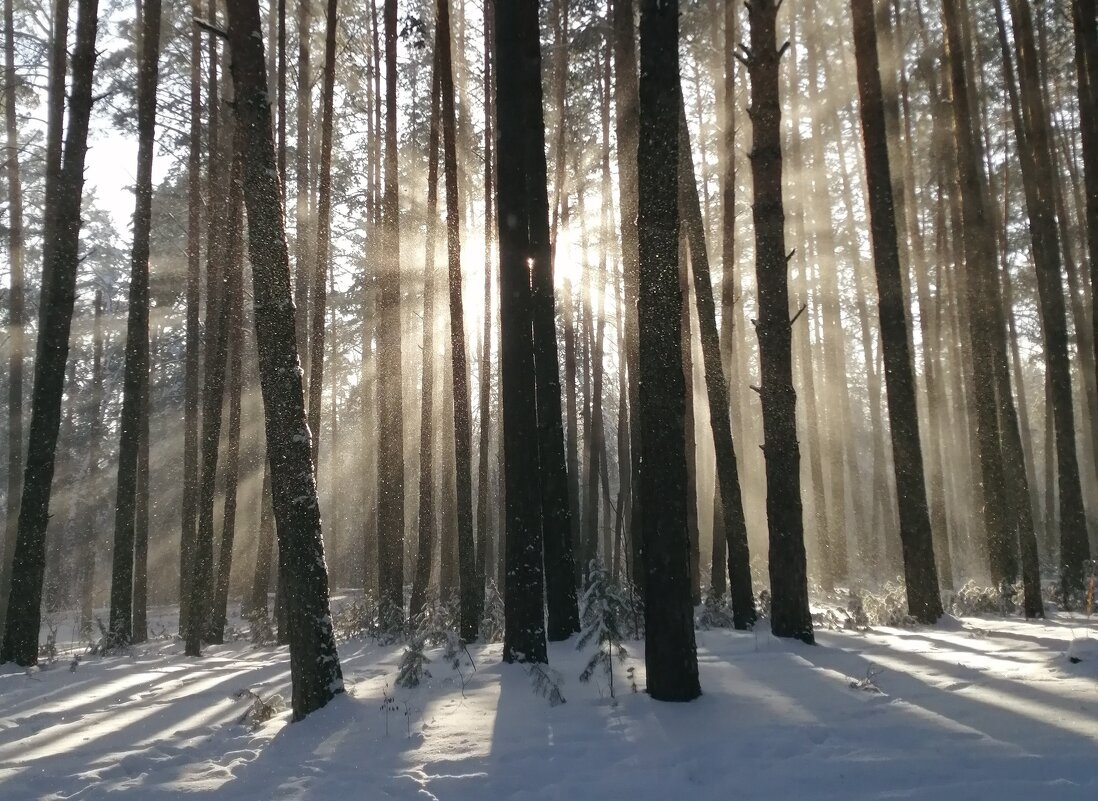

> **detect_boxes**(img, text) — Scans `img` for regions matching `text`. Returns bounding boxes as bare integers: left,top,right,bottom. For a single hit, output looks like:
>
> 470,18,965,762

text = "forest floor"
1,599,1096,800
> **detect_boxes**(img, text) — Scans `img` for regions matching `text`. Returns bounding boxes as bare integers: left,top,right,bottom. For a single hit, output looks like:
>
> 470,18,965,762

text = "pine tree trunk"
743,0,813,644
79,291,105,638
376,0,406,630
1074,2,1098,456
436,0,480,641
307,0,338,468
180,0,202,634
1,0,98,666
0,0,26,638
1004,0,1090,602
226,0,343,720
294,0,312,369
612,0,644,594
110,0,161,645
851,0,942,623
495,0,548,665
210,230,246,643
474,0,495,600
636,0,701,700
678,97,756,628
0,0,67,644
409,57,441,621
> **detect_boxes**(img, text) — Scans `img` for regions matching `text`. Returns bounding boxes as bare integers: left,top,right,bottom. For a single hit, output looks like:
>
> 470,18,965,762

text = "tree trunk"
376,0,406,630
294,0,312,369
307,0,338,468
181,0,202,635
743,0,813,644
0,0,68,645
226,0,343,720
1004,0,1090,603
612,0,644,594
636,0,700,701
79,291,105,637
941,0,1017,588
851,0,942,623
1,0,98,666
436,0,480,641
495,0,548,665
0,0,26,639
109,0,161,645
678,97,756,628
409,57,441,621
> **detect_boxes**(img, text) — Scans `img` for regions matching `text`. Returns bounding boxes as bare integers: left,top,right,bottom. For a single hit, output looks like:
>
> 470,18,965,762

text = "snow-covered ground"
1,604,1096,800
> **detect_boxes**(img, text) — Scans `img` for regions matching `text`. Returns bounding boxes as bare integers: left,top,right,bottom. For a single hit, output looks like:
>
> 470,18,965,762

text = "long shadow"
807,633,1096,752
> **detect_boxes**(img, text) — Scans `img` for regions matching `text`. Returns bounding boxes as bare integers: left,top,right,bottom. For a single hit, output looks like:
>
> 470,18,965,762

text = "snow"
2,604,1096,800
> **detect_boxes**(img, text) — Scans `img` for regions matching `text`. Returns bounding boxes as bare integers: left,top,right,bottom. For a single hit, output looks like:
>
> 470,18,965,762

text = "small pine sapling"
396,637,432,688
577,560,629,698
479,581,506,643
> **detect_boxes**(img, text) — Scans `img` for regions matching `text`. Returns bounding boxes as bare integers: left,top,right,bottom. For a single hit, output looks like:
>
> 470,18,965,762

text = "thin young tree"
0,0,26,635
636,0,700,701
409,57,441,621
496,0,548,665
850,0,942,623
377,0,406,629
0,0,68,643
437,0,481,640
78,290,105,637
110,0,162,644
1,0,99,665
226,0,343,720
677,97,756,629
740,0,813,644
308,0,338,467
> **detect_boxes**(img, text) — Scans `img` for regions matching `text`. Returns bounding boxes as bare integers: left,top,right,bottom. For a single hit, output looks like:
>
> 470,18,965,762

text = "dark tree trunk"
0,0,67,643
409,57,441,621
743,0,813,644
474,0,495,602
1,0,98,666
636,0,700,702
525,13,579,640
79,291,105,637
307,0,338,468
0,0,26,637
1075,3,1098,469
1005,0,1090,602
226,0,343,719
248,462,276,618
495,0,547,665
110,0,161,644
376,0,406,630
851,0,942,623
210,227,246,643
294,0,312,368
677,98,756,628
436,0,481,641
181,0,202,634
612,0,644,594
187,122,241,656
941,0,1017,588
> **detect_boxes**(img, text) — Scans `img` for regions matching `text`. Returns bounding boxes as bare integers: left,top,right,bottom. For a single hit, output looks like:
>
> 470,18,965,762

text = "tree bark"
226,0,343,719
495,0,547,665
376,0,406,629
743,0,813,644
110,0,161,644
678,97,756,628
851,0,942,623
307,0,338,468
1,0,98,666
636,0,700,701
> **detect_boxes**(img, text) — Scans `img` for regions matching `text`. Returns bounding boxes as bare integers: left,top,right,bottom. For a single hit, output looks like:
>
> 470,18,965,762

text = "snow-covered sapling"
396,637,432,688
577,560,629,698
527,663,567,706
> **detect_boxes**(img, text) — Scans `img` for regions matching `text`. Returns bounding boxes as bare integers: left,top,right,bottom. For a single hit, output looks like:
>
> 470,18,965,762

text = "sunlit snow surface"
1,601,1096,800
